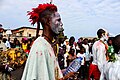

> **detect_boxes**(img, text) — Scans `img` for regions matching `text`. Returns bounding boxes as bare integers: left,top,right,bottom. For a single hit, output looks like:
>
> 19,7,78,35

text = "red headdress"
27,3,57,25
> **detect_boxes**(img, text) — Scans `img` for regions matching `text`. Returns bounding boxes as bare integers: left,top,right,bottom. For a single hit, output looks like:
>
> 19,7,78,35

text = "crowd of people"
0,36,36,53
0,35,36,79
0,31,120,80
57,36,96,79
53,28,120,80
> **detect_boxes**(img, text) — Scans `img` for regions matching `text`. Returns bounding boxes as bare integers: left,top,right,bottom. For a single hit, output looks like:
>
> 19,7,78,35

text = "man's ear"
41,16,51,27
46,17,51,26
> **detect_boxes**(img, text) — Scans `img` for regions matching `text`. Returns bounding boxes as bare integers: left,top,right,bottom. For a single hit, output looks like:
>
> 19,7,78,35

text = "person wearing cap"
21,3,75,80
88,28,109,80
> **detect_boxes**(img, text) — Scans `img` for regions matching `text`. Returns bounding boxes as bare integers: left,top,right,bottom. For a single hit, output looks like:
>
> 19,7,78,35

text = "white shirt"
77,53,85,65
82,44,90,61
92,40,107,73
5,41,11,48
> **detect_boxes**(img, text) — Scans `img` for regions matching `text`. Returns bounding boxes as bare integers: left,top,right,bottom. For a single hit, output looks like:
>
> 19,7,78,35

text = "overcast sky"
0,0,120,40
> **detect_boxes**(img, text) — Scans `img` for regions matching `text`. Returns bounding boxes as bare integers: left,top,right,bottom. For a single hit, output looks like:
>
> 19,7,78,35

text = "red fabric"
88,63,101,80
25,50,30,54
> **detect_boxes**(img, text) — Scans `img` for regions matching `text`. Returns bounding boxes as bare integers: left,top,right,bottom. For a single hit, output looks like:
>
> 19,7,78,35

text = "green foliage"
108,53,116,62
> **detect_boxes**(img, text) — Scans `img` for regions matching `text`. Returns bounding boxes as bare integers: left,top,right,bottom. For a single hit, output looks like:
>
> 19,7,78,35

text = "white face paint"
50,12,64,34
101,32,109,42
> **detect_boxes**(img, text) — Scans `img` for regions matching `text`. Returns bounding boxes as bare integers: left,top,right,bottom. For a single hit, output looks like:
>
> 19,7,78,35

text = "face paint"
50,12,64,34
104,32,109,41
100,32,109,42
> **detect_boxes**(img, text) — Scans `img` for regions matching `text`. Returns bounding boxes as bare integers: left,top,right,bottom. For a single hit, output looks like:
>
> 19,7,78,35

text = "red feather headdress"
27,3,57,25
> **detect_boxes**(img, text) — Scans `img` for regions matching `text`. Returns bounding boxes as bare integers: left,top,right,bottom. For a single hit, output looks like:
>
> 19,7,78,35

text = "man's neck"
99,39,105,44
43,34,53,44
42,24,55,44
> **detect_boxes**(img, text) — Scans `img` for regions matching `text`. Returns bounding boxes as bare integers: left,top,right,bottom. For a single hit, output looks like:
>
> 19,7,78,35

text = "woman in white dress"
101,34,120,80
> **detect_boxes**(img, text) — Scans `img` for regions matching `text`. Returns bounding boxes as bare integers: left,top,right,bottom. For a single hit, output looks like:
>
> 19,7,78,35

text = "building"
11,27,43,37
1,26,43,41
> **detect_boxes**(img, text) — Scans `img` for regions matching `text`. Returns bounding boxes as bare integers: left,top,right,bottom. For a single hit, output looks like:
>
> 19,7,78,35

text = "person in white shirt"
5,39,11,49
77,46,86,79
88,28,109,80
82,38,90,63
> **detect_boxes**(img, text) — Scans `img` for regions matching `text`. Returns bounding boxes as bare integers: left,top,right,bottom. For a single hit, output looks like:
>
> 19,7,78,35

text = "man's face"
50,12,64,35
102,32,109,41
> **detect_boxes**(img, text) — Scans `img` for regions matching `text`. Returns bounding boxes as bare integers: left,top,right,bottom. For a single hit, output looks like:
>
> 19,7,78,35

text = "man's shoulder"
94,40,99,44
34,37,45,43
32,36,50,48
93,40,104,46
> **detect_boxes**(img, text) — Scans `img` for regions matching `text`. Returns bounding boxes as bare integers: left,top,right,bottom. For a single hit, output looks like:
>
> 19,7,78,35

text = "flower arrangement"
27,3,57,25
108,52,116,62
107,45,117,62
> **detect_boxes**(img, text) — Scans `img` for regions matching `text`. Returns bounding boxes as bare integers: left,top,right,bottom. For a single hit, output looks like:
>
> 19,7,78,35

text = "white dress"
21,37,63,80
101,54,120,80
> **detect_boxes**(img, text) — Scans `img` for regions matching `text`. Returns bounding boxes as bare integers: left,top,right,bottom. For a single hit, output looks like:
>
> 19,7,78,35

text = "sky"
0,0,120,40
